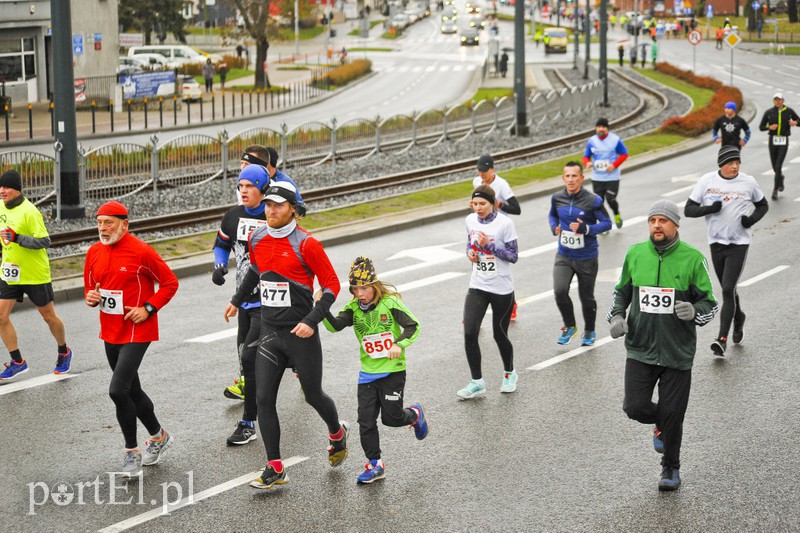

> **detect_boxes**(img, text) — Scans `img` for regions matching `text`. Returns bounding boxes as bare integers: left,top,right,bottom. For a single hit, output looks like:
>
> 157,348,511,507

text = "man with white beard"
83,201,179,476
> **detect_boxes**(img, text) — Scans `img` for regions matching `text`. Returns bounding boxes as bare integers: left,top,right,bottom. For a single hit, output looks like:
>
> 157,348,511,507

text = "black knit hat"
349,256,378,287
595,117,609,128
0,170,22,192
718,145,741,167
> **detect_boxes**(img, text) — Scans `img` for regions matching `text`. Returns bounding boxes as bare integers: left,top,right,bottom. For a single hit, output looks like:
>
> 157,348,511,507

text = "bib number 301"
260,281,291,307
361,332,394,359
639,286,674,314
559,230,585,249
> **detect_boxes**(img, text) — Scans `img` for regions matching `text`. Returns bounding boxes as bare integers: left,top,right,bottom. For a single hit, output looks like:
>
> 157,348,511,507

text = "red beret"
96,201,128,219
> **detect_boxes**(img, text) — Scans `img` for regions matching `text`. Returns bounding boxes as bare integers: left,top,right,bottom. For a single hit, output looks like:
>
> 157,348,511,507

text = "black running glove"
212,264,228,286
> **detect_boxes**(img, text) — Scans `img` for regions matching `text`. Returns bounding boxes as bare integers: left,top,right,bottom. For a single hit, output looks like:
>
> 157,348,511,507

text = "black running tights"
238,307,260,422
463,288,515,379
768,142,788,190
105,342,161,449
256,324,341,461
592,180,620,216
710,243,748,339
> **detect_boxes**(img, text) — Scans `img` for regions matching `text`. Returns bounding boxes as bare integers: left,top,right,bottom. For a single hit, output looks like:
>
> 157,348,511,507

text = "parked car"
129,45,207,69
129,53,169,69
181,75,202,101
543,27,568,53
117,56,146,76
390,13,411,28
459,25,480,45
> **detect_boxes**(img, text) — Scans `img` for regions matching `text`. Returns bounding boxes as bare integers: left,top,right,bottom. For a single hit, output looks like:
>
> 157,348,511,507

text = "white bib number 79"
260,281,291,307
99,289,124,315
639,286,674,314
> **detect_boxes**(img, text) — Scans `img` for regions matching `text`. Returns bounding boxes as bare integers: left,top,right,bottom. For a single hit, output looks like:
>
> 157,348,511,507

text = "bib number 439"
639,286,675,314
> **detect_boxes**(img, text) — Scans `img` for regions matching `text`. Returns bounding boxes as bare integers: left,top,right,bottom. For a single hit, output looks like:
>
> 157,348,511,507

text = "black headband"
241,153,269,167
472,190,495,204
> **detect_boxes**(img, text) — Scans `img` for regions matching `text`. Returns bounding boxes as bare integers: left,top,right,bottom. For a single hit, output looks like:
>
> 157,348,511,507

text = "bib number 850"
362,332,394,359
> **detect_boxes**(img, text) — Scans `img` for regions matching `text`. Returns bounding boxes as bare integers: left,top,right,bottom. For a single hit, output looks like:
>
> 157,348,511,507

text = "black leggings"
592,180,620,215
256,324,341,461
357,371,416,460
623,358,691,470
768,142,788,190
238,307,261,422
710,243,748,339
105,342,161,449
463,288,515,379
553,254,599,331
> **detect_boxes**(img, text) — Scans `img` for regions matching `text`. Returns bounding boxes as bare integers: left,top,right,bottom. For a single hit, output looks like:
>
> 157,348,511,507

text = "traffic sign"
725,33,742,47
688,30,702,45
706,4,714,17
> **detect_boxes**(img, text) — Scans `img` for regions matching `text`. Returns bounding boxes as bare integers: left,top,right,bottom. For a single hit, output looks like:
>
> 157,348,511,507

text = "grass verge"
632,68,714,112
194,69,253,85
471,88,514,101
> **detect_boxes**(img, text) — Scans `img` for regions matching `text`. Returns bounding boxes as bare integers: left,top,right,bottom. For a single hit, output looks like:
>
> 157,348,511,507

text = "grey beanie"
647,199,680,227
717,145,741,167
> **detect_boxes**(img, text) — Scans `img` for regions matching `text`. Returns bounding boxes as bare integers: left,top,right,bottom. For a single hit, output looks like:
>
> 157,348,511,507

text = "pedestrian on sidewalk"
618,44,624,66
219,62,228,90
202,58,215,92
499,52,508,78
322,256,428,484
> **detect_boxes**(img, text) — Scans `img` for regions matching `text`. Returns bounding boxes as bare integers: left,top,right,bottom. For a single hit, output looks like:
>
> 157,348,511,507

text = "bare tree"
789,0,798,23
229,0,280,88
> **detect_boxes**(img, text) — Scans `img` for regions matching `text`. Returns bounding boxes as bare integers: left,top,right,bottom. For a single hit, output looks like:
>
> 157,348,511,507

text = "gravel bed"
46,68,691,258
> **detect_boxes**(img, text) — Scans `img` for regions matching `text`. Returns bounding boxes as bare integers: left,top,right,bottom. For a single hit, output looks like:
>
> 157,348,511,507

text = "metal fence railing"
0,80,603,217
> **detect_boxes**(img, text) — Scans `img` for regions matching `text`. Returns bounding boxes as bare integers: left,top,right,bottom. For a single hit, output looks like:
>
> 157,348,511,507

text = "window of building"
0,37,36,83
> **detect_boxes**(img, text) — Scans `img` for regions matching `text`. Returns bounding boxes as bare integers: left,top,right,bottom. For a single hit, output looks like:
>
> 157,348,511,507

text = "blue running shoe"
0,360,29,381
658,466,681,491
410,402,428,440
356,460,385,484
557,326,578,345
581,331,596,346
653,428,664,454
54,349,73,375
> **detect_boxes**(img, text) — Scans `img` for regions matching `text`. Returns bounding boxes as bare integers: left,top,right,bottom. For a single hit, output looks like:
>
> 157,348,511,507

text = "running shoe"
772,189,778,200
653,428,664,454
224,375,245,400
409,402,429,440
581,330,596,346
510,302,518,321
0,359,28,381
711,337,727,357
327,421,350,467
614,214,623,228
142,429,173,466
557,326,578,345
658,466,681,491
500,370,518,393
457,379,486,400
121,450,142,478
250,464,288,489
356,460,386,484
733,313,746,344
54,349,73,375
227,421,258,446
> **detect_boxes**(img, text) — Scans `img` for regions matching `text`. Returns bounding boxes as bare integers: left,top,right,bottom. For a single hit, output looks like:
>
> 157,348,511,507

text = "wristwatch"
143,302,158,316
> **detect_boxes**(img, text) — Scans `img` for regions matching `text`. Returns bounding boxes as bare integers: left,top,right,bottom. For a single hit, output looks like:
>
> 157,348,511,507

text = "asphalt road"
2,119,798,531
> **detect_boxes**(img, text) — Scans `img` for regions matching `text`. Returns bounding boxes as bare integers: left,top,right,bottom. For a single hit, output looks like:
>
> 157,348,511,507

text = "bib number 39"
361,332,394,359
260,281,291,307
99,289,124,315
1,262,20,282
639,286,675,314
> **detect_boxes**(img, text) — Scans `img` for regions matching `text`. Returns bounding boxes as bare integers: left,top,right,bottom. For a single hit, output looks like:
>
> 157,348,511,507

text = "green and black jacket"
607,239,718,371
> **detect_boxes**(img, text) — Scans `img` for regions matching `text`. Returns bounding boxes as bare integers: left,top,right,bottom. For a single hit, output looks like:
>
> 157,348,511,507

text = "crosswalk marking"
738,265,789,288
0,373,77,396
528,336,615,370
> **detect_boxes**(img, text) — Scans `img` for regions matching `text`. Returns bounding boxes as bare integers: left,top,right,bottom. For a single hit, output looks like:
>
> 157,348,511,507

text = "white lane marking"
519,242,557,258
671,174,700,183
186,329,238,343
794,196,800,202
397,66,410,73
662,184,695,197
0,373,77,396
762,170,774,176
737,265,790,288
425,65,436,72
467,65,476,71
396,272,464,291
453,65,463,71
527,336,615,370
412,66,423,72
98,456,309,533
791,156,800,163
438,65,449,72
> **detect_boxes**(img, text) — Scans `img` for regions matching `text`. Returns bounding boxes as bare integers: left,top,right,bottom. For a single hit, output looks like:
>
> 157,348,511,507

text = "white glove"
609,315,628,339
675,301,695,321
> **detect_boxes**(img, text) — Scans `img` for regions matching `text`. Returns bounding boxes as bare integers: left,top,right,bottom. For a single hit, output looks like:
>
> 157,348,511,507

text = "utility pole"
633,0,639,62
50,0,84,219
599,0,608,105
513,0,528,135
583,0,590,79
294,0,300,55
573,7,579,70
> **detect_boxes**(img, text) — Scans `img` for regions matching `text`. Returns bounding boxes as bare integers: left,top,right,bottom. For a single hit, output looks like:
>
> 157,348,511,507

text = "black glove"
575,221,588,234
212,264,228,286
741,215,753,229
708,200,723,214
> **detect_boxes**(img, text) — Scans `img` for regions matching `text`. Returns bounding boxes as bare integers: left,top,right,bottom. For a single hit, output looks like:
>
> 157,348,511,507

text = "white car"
390,13,411,28
130,53,169,69
181,75,202,101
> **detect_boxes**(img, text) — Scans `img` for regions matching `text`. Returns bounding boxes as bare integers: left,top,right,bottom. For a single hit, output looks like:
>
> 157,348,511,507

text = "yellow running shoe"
224,375,245,400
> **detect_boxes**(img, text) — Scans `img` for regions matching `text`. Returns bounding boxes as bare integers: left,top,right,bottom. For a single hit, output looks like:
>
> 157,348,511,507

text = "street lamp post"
599,0,608,105
513,0,528,135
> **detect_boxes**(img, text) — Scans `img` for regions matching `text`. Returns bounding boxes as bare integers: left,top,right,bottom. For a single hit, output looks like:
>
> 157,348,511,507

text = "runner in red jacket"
84,201,179,477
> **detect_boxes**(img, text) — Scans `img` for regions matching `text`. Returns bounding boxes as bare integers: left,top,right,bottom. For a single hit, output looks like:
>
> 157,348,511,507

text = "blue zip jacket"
548,187,612,260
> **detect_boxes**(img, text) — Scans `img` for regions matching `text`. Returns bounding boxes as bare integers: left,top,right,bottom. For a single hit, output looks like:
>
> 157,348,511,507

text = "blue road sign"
72,34,84,55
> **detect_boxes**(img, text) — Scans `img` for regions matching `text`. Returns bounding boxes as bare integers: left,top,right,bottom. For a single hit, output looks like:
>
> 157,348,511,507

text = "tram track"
50,68,668,248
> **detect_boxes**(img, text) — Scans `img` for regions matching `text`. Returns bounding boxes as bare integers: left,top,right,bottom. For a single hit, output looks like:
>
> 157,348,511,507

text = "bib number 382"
260,281,291,307
639,286,674,314
361,332,394,359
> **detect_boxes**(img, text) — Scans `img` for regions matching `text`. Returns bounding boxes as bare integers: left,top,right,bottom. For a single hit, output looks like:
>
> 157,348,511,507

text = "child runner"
323,256,429,484
458,185,519,399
